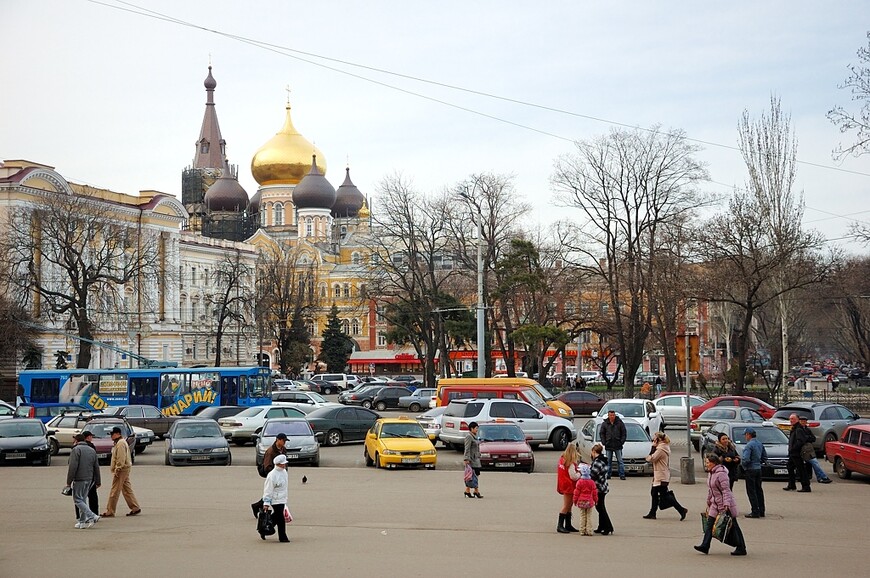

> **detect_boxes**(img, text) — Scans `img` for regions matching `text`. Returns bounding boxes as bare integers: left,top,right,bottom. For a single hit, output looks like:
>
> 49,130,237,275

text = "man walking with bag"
102,427,141,517
66,430,101,529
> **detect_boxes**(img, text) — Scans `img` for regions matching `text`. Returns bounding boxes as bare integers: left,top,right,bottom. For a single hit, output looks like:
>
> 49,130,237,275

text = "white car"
593,398,663,436
415,406,447,443
218,405,307,445
0,401,15,421
577,418,653,475
271,390,339,411
653,394,708,427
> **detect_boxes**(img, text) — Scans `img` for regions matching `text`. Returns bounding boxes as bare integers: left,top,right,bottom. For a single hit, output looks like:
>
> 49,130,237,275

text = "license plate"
495,462,516,468
98,453,109,459
287,454,299,459
190,456,210,461
6,452,25,459
774,468,788,475
625,465,644,471
401,458,420,464
139,438,151,444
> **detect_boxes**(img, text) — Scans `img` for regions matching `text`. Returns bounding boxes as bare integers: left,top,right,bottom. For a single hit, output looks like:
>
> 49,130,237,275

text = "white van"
310,373,350,394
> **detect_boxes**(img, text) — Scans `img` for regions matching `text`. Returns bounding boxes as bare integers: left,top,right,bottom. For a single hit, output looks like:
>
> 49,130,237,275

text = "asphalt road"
1,433,867,578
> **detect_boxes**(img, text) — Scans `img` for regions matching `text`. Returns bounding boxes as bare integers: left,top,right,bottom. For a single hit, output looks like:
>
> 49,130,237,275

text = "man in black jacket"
599,410,627,480
785,414,814,492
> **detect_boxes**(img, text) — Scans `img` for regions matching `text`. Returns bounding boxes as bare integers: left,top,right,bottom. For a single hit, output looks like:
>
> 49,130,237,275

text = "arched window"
358,283,367,298
305,217,313,237
306,321,315,336
319,283,327,297
273,202,284,226
341,319,350,334
180,294,188,323
333,284,341,298
351,318,360,335
200,141,209,154
343,283,350,297
352,252,361,265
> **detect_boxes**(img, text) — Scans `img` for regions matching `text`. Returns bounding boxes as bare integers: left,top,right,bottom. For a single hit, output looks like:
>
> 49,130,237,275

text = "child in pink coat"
573,464,599,536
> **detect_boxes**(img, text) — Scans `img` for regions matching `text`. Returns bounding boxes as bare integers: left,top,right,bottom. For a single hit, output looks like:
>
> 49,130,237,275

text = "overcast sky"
2,1,868,253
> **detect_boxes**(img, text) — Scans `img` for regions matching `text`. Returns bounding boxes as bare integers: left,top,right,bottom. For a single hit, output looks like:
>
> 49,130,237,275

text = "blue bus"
17,366,272,416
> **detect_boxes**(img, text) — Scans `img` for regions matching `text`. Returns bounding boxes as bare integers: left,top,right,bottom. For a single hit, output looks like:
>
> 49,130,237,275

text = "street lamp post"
476,213,485,378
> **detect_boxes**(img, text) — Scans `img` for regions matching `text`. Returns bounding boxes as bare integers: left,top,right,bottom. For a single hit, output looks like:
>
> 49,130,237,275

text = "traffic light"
675,336,699,373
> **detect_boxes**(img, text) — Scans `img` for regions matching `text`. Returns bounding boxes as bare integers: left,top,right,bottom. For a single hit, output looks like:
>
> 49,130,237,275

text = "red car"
826,422,870,479
554,391,607,416
80,417,137,465
690,396,777,421
477,422,535,473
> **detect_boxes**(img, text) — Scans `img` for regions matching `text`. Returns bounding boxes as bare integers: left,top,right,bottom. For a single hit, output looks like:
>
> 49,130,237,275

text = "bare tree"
828,31,870,161
2,189,160,368
207,248,255,366
257,243,320,376
552,126,709,396
830,257,870,366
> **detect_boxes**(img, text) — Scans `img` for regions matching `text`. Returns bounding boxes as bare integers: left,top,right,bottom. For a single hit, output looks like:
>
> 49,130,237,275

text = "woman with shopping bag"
695,454,747,556
260,454,290,542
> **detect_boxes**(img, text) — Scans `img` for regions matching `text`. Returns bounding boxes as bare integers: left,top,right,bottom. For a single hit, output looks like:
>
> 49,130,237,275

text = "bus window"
239,376,248,399
250,375,266,398
190,372,218,393
59,374,99,405
30,378,60,403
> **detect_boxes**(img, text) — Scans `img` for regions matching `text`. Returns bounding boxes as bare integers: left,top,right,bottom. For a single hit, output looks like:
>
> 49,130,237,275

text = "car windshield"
263,421,312,437
478,425,524,442
699,408,738,420
603,403,645,418
530,384,554,401
624,423,650,442
236,406,266,418
0,421,44,437
174,424,222,438
731,427,788,444
380,423,426,438
772,408,813,420
307,393,327,403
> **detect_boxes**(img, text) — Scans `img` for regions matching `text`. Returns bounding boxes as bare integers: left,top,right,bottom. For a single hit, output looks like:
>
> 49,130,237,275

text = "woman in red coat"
556,443,581,533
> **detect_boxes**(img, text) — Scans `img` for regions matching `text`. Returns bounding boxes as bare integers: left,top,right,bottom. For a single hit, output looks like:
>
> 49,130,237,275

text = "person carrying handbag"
260,454,290,542
643,432,687,520
695,454,747,556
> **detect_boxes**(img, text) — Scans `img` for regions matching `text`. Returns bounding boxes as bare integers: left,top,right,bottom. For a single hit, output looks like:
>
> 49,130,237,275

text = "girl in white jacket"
262,454,290,542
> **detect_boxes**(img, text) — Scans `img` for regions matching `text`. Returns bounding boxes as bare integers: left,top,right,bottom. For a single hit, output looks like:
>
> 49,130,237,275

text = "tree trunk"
75,308,93,369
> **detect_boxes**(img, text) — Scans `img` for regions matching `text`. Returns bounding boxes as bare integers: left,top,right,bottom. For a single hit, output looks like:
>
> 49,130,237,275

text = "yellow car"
364,416,437,469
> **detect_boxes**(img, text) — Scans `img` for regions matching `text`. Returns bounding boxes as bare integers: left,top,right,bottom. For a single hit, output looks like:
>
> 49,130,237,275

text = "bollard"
680,457,696,484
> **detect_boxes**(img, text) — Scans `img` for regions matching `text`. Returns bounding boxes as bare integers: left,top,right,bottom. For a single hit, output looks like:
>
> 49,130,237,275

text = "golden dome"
251,104,326,185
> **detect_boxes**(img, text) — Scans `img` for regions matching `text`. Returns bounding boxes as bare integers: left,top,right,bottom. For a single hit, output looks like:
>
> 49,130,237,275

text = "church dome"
247,189,261,213
204,165,248,212
204,65,217,90
331,167,365,218
293,155,336,209
251,104,326,186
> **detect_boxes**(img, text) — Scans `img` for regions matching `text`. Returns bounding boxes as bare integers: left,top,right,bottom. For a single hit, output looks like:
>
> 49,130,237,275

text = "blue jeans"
72,480,96,523
807,458,830,482
605,449,624,478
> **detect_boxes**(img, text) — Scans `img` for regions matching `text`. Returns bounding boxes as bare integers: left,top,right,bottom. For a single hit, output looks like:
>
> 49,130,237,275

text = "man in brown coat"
261,433,287,477
102,427,141,517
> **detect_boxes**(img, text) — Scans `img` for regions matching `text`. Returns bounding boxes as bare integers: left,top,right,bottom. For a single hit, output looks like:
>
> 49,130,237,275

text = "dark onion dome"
331,167,365,218
204,65,217,90
247,189,261,213
292,155,336,209
204,165,249,212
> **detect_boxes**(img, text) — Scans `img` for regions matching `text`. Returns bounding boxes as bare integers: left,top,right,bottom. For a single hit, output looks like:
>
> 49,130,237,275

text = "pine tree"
319,304,353,372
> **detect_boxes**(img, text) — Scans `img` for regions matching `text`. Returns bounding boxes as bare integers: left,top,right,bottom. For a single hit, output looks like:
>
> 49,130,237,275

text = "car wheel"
326,429,342,447
409,403,421,412
136,445,147,454
824,432,838,456
364,448,373,467
528,461,535,474
164,453,171,466
551,428,570,451
375,401,387,411
226,453,232,466
49,438,59,456
375,452,381,469
834,456,851,480
323,386,333,395
41,453,51,467
362,400,372,409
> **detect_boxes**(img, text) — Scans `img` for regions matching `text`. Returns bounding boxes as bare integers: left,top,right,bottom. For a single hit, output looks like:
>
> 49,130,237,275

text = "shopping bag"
801,442,815,462
284,506,292,523
464,464,473,483
723,518,741,547
700,512,714,533
658,490,677,510
251,499,264,518
257,509,275,536
712,512,733,542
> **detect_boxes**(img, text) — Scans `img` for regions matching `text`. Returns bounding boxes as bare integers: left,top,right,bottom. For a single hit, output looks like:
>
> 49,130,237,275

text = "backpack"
257,461,268,479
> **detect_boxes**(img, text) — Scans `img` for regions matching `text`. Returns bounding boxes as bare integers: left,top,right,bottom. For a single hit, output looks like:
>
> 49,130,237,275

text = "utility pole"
476,213,485,378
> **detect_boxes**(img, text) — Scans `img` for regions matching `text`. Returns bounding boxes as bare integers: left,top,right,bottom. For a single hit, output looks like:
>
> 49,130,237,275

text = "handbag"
712,512,733,542
464,464,473,483
251,499,264,518
700,512,714,533
61,485,72,496
658,490,677,510
284,506,292,523
256,509,276,536
800,442,815,462
723,518,741,547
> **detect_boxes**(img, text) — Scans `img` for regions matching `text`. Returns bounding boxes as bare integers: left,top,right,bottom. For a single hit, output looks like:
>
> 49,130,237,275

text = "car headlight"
170,448,190,454
33,443,49,451
480,452,491,458
421,449,436,456
211,447,229,453
382,449,401,455
558,408,569,416
301,445,317,452
518,452,531,458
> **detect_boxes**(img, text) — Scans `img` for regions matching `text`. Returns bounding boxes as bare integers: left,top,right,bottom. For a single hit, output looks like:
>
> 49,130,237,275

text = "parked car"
690,396,777,421
577,418,652,476
310,373,351,394
594,399,663,436
196,405,245,421
440,398,576,450
254,417,322,468
700,422,790,479
305,405,381,446
363,416,437,469
14,402,89,423
338,385,388,408
78,417,137,465
554,391,606,416
292,379,323,394
826,421,870,479
391,375,422,390
271,390,339,411
371,386,413,411
633,372,660,387
165,419,232,466
272,379,300,391
415,406,447,444
477,422,535,472
398,388,437,412
0,400,16,421
578,371,604,386
690,407,764,449
46,413,153,455
653,394,708,428
218,405,306,445
0,418,52,466
770,402,861,456
101,404,184,439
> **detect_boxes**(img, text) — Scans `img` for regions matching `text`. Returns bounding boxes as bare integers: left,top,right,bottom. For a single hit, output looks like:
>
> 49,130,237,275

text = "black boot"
557,513,569,533
643,487,658,519
565,512,580,533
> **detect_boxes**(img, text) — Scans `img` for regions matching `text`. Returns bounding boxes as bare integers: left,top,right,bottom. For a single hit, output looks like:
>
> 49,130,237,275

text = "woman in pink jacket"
643,432,687,520
694,454,747,556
